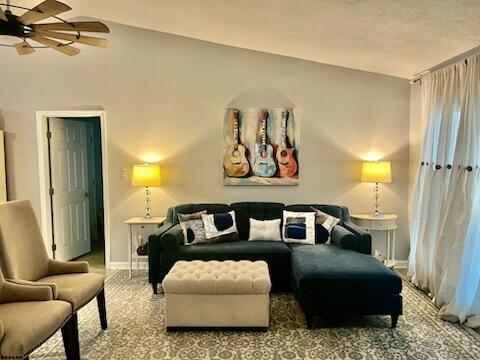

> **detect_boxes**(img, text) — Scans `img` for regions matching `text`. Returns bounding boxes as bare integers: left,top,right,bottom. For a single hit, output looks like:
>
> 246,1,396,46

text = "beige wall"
0,22,411,262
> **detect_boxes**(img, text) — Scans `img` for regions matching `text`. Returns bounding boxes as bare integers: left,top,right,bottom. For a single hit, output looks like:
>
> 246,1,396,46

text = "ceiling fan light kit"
0,0,110,56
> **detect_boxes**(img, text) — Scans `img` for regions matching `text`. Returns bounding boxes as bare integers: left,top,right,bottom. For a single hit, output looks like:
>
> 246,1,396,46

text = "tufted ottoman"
162,260,271,329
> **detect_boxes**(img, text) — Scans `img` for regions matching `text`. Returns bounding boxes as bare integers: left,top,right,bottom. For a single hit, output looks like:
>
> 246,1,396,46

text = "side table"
124,216,166,278
350,214,398,268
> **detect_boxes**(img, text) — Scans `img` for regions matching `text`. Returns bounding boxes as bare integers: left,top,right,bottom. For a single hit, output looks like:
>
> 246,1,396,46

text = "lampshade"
132,164,161,187
361,161,392,183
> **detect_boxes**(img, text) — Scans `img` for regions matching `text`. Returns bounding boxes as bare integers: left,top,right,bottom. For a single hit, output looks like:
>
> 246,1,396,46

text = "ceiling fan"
0,0,110,56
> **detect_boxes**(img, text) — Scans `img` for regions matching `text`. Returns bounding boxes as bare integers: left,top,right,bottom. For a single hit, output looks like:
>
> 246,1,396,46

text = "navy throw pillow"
213,213,234,231
315,224,329,244
286,223,306,239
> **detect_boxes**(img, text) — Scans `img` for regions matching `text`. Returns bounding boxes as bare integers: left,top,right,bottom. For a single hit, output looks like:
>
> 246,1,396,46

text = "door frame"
36,110,111,269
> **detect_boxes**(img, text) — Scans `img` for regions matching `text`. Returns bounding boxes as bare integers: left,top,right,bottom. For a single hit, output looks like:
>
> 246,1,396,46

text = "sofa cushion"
160,241,291,268
291,245,402,296
286,204,347,222
0,300,71,359
231,202,285,239
37,273,104,311
171,204,231,225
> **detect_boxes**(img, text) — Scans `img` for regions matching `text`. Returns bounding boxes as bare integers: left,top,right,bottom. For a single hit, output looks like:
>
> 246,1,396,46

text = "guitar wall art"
223,108,299,185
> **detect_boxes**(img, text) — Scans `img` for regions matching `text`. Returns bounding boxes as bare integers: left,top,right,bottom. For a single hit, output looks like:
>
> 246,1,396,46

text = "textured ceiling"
9,0,480,78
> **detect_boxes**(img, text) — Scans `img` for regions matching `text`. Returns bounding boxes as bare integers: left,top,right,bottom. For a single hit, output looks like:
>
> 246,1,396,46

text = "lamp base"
373,182,381,217
144,186,152,219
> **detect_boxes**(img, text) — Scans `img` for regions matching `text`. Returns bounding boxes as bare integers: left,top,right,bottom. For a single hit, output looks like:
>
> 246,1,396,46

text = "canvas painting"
223,108,299,185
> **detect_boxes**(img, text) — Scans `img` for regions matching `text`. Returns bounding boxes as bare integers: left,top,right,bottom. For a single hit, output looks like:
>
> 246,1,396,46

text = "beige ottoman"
162,260,271,329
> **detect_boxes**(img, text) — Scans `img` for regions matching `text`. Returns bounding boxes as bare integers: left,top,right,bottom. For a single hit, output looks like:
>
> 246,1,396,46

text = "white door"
49,118,91,260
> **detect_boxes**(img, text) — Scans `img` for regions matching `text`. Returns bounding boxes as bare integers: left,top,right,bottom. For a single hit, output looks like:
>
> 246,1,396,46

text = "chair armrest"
331,226,359,251
7,279,58,299
148,222,175,285
0,281,54,303
0,320,4,344
341,221,372,255
159,224,184,251
48,259,89,275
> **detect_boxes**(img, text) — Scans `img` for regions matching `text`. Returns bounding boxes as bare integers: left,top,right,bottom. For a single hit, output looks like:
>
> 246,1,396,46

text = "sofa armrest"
341,221,372,255
331,226,359,251
159,224,184,251
148,222,175,285
149,222,175,248
0,280,54,303
48,259,89,275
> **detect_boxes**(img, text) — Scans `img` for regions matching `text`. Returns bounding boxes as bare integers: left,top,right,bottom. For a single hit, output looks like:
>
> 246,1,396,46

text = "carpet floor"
31,271,480,360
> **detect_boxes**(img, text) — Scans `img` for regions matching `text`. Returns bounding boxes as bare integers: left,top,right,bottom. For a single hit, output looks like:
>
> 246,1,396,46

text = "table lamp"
132,163,161,218
361,161,392,216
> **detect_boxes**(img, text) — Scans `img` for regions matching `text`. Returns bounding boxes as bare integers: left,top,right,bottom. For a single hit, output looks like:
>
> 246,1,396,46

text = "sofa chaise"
148,202,402,328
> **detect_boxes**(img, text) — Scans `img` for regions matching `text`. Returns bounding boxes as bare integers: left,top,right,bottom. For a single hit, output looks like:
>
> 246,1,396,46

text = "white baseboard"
394,260,408,269
108,261,148,270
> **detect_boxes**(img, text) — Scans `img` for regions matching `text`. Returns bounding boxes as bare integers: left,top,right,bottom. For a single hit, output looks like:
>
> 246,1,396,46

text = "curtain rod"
410,45,480,84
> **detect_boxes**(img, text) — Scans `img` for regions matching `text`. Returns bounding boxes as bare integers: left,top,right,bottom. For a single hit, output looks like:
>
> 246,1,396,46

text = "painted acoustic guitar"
276,109,298,177
252,109,277,177
223,110,250,177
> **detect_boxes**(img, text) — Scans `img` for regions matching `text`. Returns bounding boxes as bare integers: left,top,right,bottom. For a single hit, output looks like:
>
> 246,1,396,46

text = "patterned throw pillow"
178,210,208,245
311,207,341,244
282,210,316,245
248,218,282,241
201,211,239,243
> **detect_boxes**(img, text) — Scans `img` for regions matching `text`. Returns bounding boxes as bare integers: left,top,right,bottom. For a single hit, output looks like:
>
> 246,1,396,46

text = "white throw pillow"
282,210,316,245
248,218,282,241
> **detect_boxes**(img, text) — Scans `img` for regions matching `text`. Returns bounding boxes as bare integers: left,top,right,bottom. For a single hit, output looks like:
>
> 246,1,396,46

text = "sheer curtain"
409,53,480,327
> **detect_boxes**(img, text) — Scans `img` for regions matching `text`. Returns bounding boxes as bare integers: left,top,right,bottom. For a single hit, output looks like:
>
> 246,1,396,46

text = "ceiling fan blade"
0,7,7,21
31,35,80,56
37,30,108,48
34,21,110,33
19,0,71,25
14,40,36,55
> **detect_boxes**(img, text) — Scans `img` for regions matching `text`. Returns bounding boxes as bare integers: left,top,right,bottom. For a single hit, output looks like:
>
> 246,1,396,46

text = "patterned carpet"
31,271,480,360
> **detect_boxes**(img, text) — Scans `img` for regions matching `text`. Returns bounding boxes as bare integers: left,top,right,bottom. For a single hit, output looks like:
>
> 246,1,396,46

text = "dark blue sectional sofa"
148,202,402,328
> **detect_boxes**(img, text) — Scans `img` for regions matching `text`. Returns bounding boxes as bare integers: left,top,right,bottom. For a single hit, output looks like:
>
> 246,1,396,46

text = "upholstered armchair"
0,267,79,359
0,200,107,341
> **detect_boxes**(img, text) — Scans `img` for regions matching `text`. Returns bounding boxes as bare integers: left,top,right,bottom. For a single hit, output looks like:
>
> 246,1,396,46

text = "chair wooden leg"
306,313,314,329
61,313,80,360
97,288,107,330
391,314,399,329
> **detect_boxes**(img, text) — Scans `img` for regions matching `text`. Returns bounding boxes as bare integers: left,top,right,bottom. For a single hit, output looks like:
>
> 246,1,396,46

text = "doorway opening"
36,111,110,273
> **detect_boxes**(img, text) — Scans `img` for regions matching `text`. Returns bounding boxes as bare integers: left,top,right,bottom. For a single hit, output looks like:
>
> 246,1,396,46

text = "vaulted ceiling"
9,0,480,78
